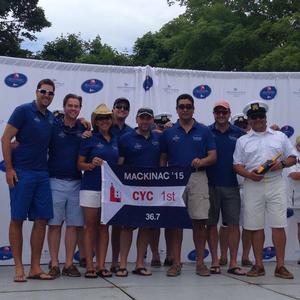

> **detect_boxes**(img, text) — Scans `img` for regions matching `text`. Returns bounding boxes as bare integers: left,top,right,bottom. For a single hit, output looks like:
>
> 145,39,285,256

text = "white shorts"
243,175,287,230
79,190,101,208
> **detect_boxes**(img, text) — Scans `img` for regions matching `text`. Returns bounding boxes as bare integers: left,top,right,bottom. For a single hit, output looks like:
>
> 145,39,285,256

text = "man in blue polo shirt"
1,79,55,282
116,107,161,277
110,97,134,273
47,94,86,278
160,94,217,277
206,101,246,276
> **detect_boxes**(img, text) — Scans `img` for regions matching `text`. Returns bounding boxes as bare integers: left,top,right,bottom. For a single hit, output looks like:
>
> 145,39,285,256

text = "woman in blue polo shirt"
78,104,118,278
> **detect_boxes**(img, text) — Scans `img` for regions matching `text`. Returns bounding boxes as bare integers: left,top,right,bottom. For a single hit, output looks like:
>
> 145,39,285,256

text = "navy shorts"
9,169,53,221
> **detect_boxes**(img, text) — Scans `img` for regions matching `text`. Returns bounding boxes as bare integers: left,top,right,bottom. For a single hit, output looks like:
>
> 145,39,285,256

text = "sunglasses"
214,110,229,115
249,113,266,120
177,104,194,110
38,89,55,96
115,105,129,111
95,115,112,121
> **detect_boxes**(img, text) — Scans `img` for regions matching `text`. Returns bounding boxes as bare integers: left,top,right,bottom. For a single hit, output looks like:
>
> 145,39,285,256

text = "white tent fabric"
0,56,300,264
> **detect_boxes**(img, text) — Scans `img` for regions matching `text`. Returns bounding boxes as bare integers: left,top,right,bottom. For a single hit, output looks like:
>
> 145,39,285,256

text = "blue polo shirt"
206,123,245,186
160,120,216,167
48,118,85,180
79,132,119,191
8,101,54,171
119,130,161,167
111,123,133,140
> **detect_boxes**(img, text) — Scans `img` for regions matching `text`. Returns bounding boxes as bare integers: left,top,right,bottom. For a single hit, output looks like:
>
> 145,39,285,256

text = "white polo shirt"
285,150,300,207
233,127,297,178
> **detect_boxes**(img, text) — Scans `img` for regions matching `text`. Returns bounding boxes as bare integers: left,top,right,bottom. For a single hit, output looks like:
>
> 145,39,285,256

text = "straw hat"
91,104,112,129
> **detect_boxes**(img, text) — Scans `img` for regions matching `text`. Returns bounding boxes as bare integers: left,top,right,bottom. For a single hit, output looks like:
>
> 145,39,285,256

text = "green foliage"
37,33,131,66
133,0,300,71
0,0,50,56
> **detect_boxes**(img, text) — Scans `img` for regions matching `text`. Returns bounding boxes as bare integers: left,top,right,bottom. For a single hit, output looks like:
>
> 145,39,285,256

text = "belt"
52,176,80,181
191,167,205,173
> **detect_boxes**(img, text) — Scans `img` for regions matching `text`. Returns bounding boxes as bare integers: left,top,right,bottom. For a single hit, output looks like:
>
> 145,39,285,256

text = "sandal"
110,265,120,273
210,266,221,274
96,269,112,278
84,270,97,278
27,272,54,280
227,267,246,276
151,259,162,267
132,267,152,276
166,264,181,277
14,274,27,282
115,268,128,277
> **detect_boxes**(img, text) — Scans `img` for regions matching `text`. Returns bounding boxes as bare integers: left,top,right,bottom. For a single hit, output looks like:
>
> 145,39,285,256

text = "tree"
133,0,300,71
38,33,131,66
0,0,50,56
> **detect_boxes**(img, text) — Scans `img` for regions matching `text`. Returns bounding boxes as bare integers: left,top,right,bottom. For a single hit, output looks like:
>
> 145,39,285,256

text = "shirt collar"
248,127,275,137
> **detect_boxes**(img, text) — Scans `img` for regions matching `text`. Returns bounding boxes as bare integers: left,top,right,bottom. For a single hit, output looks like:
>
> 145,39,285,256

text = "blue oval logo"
5,73,27,88
287,208,294,218
263,246,276,260
81,79,103,94
187,248,209,261
143,76,153,91
0,160,5,172
73,250,94,262
260,86,277,100
0,246,13,260
281,125,294,138
193,85,211,99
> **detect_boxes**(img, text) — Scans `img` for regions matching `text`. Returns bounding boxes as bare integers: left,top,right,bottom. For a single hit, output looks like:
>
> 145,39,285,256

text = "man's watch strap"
281,160,287,168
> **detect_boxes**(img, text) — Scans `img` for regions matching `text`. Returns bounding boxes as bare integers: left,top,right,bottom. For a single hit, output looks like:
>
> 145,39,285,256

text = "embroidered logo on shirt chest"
97,143,104,149
134,143,142,150
172,135,180,142
58,131,66,138
193,135,202,141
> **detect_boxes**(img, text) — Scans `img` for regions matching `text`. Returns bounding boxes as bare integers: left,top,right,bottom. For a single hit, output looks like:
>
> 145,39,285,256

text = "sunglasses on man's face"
114,105,129,111
95,116,112,121
213,110,229,115
177,104,194,110
38,89,55,96
249,113,266,120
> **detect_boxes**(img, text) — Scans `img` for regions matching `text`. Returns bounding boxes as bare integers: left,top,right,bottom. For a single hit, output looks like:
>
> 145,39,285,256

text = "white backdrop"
0,56,300,265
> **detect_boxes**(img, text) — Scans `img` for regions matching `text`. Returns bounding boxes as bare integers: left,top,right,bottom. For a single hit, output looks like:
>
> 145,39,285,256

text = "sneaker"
274,266,294,279
48,266,61,278
166,264,181,277
246,265,265,277
62,265,81,277
196,264,210,276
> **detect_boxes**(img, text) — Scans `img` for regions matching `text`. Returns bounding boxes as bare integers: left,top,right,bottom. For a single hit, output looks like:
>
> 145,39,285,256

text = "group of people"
1,78,299,283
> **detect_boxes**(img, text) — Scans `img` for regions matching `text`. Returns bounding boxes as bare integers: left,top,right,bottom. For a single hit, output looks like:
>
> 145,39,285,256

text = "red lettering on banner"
132,191,153,201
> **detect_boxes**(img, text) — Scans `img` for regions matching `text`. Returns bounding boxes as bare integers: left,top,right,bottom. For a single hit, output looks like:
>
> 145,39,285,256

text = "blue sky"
22,0,185,53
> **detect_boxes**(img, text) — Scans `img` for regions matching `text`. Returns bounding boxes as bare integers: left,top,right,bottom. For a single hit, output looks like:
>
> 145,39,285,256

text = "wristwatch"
280,160,287,168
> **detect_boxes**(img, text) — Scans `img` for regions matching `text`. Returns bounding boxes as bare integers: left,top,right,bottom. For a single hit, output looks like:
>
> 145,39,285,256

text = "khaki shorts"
182,171,210,220
243,175,287,230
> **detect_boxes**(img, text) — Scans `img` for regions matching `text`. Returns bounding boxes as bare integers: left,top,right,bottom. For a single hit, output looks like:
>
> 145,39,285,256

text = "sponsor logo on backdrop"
0,246,13,260
0,160,5,172
117,82,136,92
226,87,246,97
263,246,276,260
193,85,211,99
281,125,294,138
143,76,153,91
163,84,179,94
52,79,64,87
187,249,209,261
293,88,300,98
5,73,27,88
81,79,103,93
287,208,294,218
260,86,277,100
